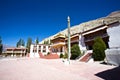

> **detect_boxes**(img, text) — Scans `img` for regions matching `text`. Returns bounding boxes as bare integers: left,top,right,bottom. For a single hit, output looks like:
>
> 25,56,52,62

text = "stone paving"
0,57,118,80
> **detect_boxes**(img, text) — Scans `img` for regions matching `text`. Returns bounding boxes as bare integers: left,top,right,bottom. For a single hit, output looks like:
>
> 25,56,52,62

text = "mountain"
107,11,120,17
40,10,120,43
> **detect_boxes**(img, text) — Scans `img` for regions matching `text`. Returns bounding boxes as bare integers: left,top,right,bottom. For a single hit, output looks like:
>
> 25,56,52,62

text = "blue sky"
0,0,120,46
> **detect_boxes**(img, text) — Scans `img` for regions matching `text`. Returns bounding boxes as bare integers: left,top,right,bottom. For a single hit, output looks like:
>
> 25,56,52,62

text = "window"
33,49,37,52
48,46,50,48
35,50,37,52
43,46,46,49
43,46,46,52
39,46,41,49
39,50,41,53
43,50,46,52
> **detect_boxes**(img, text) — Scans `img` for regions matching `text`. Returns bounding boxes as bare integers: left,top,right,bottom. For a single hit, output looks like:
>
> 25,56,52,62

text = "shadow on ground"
95,66,120,80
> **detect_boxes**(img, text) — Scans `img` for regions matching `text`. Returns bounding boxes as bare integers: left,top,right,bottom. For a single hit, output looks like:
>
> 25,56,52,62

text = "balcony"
51,42,65,47
71,40,79,43
14,51,25,53
6,50,25,54
6,51,13,53
84,33,109,42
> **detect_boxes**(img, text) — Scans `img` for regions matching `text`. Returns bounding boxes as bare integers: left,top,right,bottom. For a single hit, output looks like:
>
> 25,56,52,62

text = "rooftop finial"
67,16,70,22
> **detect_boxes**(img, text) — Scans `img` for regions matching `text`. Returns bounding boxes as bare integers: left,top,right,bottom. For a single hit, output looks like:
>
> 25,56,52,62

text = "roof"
53,33,65,39
6,47,27,50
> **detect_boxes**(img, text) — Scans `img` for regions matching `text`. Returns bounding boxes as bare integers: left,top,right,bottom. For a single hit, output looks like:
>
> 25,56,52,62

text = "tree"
0,36,3,55
26,38,32,53
93,37,107,61
43,39,52,45
71,44,81,59
43,40,49,44
63,52,68,59
16,38,25,47
35,37,39,44
60,53,64,58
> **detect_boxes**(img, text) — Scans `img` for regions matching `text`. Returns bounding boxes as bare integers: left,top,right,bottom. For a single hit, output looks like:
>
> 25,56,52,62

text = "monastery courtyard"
0,57,119,80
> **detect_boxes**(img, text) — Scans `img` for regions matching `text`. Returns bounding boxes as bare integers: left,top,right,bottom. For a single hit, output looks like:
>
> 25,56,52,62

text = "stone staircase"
80,53,92,62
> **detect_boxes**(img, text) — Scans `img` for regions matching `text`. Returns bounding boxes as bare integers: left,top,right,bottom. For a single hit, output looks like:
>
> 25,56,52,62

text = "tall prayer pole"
67,16,71,64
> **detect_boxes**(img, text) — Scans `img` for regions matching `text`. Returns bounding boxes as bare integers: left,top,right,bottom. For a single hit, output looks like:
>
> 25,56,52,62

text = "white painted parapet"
105,23,120,66
107,24,120,48
79,35,86,52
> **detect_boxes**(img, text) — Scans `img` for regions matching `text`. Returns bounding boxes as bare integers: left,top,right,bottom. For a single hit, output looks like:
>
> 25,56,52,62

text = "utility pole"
67,16,71,64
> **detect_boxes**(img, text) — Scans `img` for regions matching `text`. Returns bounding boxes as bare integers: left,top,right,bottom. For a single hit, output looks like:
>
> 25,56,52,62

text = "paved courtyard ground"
0,57,119,80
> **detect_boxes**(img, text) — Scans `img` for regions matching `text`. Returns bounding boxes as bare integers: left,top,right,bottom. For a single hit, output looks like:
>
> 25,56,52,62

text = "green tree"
43,39,52,45
0,36,3,55
71,44,81,59
60,53,64,58
93,37,107,61
36,37,39,44
63,53,68,59
16,38,25,47
26,38,32,53
43,40,49,44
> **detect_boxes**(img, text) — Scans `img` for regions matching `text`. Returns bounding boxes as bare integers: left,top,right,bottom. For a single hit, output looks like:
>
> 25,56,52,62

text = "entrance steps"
79,50,93,62
39,53,59,59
